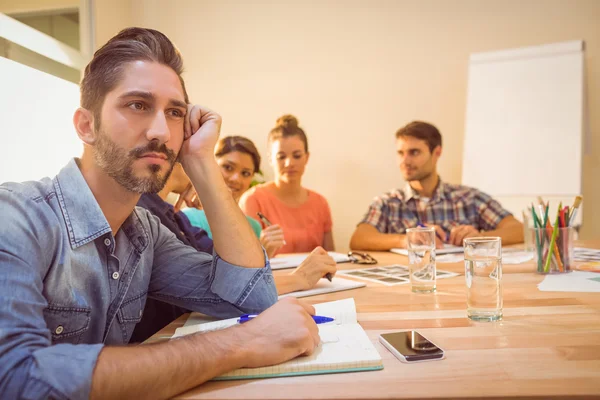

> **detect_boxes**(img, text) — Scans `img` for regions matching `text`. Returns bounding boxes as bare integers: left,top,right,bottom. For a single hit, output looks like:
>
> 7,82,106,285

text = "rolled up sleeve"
146,210,278,318
473,190,512,231
0,189,103,399
359,195,390,233
210,248,277,310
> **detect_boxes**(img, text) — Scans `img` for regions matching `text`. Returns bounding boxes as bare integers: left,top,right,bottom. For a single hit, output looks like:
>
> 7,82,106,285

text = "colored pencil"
531,204,543,272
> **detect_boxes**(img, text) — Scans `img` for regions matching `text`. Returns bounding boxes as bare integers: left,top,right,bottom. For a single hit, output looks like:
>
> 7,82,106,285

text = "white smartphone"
379,331,445,363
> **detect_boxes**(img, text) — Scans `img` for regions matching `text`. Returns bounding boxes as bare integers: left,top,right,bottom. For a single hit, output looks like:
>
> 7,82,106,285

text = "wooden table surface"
148,243,600,399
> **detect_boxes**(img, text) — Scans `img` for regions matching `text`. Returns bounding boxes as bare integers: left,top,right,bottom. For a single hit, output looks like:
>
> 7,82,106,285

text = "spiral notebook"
172,298,383,380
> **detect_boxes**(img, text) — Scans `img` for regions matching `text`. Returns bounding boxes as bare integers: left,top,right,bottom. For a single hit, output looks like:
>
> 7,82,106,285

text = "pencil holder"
531,227,574,274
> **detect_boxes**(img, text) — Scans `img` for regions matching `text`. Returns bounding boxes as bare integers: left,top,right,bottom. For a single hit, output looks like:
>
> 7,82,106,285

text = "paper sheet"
278,277,366,299
537,271,600,292
391,244,463,256
338,264,459,286
573,247,600,262
436,250,534,264
270,252,351,270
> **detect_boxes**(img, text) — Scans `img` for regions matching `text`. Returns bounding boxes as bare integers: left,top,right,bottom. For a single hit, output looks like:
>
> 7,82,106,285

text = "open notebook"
172,298,383,380
391,244,464,256
270,252,351,270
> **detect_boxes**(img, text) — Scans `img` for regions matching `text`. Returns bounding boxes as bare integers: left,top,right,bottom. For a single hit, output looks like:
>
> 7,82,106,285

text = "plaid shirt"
360,179,511,237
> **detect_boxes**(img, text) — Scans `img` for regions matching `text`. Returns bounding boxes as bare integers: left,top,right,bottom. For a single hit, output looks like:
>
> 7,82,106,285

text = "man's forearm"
483,222,524,245
91,325,249,400
184,158,264,267
350,225,406,251
274,275,303,295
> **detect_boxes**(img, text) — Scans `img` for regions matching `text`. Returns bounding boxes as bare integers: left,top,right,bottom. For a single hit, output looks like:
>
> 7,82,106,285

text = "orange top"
240,184,333,255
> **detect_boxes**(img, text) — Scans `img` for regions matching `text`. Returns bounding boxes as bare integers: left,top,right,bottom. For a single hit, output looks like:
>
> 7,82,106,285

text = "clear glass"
406,227,436,293
464,237,503,322
531,227,574,274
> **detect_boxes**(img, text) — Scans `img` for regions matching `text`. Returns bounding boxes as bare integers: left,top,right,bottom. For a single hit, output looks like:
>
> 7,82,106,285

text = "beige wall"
16,14,80,49
95,0,600,250
0,0,77,15
0,11,81,83
94,0,132,48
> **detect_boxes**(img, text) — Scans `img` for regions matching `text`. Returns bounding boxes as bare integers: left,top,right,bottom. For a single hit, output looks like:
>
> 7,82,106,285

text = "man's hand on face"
179,105,222,164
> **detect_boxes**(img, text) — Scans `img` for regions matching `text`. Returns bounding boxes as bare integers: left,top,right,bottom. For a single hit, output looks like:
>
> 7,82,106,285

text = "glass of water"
406,227,436,293
464,237,502,322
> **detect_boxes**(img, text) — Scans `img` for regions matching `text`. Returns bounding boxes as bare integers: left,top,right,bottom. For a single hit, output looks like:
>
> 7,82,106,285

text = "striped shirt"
359,179,511,237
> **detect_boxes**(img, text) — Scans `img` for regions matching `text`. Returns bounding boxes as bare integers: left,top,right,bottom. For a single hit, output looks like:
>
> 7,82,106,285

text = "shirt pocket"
117,292,146,340
43,306,91,345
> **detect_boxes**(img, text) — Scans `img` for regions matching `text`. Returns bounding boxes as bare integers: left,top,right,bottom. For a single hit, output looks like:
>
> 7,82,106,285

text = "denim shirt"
0,159,277,399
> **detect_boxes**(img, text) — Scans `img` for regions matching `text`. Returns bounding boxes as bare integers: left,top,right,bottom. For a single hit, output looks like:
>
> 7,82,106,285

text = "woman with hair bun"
183,135,336,294
240,115,335,257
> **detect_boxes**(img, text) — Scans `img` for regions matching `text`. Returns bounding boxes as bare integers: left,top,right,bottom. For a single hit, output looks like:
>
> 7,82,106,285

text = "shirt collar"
403,183,418,201
403,177,449,203
53,158,148,251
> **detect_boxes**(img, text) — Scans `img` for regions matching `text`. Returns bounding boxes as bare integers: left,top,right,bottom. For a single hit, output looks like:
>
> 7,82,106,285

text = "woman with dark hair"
183,136,336,295
184,136,263,237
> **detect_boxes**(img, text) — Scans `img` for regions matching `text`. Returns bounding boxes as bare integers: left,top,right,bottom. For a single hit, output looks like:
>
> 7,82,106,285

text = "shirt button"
55,325,64,335
104,238,111,246
112,271,120,280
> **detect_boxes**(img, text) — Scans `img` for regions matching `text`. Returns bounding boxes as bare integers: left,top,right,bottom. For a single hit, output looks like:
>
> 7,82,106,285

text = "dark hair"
268,114,308,153
80,27,189,124
215,136,261,174
395,121,442,152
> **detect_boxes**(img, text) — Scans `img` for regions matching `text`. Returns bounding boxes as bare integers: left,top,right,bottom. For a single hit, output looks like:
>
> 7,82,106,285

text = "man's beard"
93,131,177,194
407,168,433,182
404,154,435,182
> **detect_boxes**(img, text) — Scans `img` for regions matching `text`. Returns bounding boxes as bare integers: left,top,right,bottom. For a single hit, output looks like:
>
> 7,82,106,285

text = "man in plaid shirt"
350,121,523,251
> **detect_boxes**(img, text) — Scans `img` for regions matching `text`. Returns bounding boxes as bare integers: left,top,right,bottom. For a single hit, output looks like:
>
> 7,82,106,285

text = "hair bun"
275,114,299,130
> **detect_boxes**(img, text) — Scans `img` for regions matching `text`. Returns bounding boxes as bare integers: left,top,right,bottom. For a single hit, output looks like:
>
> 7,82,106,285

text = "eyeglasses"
347,251,378,265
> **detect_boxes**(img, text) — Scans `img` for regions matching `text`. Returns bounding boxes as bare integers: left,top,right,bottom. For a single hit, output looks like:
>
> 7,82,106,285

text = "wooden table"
148,245,600,399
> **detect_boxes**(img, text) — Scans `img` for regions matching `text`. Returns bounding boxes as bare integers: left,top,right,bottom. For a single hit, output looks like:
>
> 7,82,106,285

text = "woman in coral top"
240,115,335,257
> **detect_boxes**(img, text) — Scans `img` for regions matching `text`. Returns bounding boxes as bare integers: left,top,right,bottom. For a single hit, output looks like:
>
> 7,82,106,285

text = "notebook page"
313,298,357,325
171,298,382,379
172,317,238,338
183,313,217,327
216,322,381,379
173,298,358,338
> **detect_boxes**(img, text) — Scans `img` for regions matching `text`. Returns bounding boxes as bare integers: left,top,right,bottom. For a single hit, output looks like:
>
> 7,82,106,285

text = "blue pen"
238,314,334,324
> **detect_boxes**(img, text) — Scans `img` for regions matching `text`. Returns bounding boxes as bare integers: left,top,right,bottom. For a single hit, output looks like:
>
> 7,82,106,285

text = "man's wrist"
181,154,218,174
182,156,223,193
288,272,307,291
229,324,259,368
397,234,407,249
